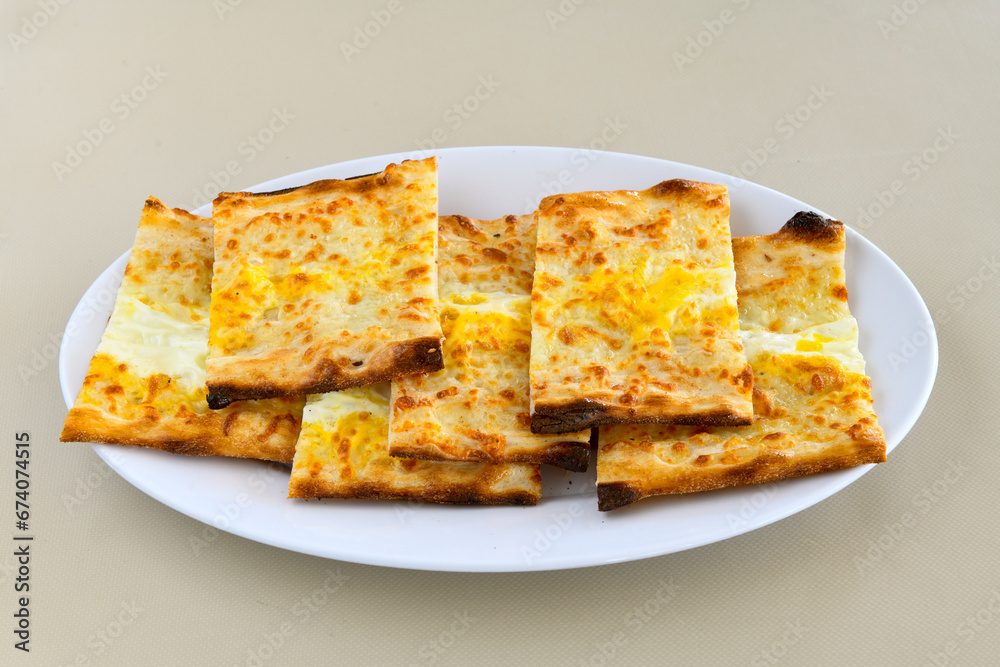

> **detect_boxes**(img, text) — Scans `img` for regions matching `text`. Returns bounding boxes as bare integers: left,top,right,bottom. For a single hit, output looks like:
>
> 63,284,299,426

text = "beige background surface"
1,1,997,665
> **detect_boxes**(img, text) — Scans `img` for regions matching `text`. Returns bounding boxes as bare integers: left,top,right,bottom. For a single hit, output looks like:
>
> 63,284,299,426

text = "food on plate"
529,180,754,434
287,384,542,505
388,214,592,471
206,157,443,408
597,212,886,511
61,151,889,519
60,198,303,462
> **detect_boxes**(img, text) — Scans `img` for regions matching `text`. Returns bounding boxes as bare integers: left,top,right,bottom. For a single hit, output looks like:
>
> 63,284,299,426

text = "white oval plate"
59,147,938,572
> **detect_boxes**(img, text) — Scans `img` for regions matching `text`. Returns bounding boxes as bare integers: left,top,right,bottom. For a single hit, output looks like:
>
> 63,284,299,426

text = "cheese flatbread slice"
388,215,591,471
288,385,542,505
597,212,886,510
61,198,303,462
530,180,754,434
436,214,537,298
206,158,443,408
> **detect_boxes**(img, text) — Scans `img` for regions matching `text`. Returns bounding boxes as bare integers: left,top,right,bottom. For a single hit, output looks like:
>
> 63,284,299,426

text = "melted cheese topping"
537,264,738,352
61,198,303,461
441,294,525,359
99,294,208,397
296,386,391,480
741,318,864,375
387,213,590,467
288,385,541,502
392,294,590,463
529,180,752,427
597,215,885,507
436,214,538,298
206,158,443,399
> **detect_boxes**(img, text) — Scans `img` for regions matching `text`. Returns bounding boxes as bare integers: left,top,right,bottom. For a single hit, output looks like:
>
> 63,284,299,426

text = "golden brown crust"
437,214,537,297
60,401,302,462
287,387,542,505
60,197,304,462
595,211,886,510
733,212,850,334
206,158,443,404
392,439,592,473
529,180,753,433
530,399,753,434
598,438,885,511
206,336,443,409
388,213,591,470
288,477,539,505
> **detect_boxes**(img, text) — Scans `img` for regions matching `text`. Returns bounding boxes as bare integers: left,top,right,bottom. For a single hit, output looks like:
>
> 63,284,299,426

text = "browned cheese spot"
734,365,754,390
436,386,460,399
482,247,507,262
394,395,417,413
222,412,239,436
406,265,430,279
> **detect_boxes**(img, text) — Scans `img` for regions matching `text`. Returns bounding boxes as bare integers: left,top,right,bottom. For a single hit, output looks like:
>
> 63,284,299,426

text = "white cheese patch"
96,294,208,392
740,317,865,374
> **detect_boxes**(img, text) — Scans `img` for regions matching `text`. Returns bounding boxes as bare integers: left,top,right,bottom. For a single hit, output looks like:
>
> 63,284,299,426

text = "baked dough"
597,212,886,510
529,180,754,434
206,158,443,407
288,385,542,505
61,198,303,462
388,215,592,471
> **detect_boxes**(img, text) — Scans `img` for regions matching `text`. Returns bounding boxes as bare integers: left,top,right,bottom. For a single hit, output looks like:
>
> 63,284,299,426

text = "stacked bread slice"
62,157,886,511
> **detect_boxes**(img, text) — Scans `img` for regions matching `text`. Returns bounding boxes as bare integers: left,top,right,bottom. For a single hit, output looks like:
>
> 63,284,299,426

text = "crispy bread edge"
530,399,754,434
287,477,540,506
207,336,444,408
597,441,886,511
389,440,592,473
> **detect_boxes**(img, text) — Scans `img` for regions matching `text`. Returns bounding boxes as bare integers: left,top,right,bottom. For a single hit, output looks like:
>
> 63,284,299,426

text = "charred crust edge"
288,482,539,506
530,401,753,434
212,158,432,206
780,211,843,244
206,337,444,407
206,389,236,410
389,442,591,473
530,401,609,434
597,482,645,512
599,444,887,510
143,196,203,222
547,444,591,472
649,178,726,200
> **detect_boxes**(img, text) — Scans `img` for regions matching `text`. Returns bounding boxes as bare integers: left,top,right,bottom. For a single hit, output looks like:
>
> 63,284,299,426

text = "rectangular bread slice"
288,385,542,505
529,179,754,434
206,157,443,408
596,212,887,511
61,198,303,462
388,215,591,472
